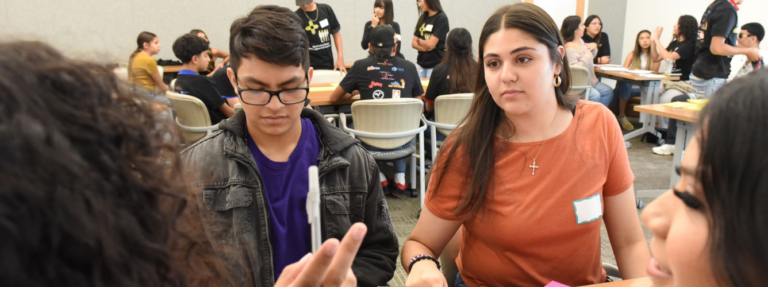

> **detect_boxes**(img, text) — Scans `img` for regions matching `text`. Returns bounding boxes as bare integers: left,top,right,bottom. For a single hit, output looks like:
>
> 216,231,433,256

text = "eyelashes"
673,189,703,210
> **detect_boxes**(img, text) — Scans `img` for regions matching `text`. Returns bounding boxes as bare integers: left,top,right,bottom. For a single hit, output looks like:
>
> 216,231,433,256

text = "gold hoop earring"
553,75,562,87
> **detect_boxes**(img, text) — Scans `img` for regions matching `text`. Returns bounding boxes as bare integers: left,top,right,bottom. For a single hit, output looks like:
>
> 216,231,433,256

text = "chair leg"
410,154,416,190
431,127,437,163
419,131,425,208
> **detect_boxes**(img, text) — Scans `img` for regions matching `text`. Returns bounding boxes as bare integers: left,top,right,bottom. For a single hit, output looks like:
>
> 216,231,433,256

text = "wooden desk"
308,79,430,107
579,277,652,287
594,67,679,142
345,61,355,69
634,104,700,203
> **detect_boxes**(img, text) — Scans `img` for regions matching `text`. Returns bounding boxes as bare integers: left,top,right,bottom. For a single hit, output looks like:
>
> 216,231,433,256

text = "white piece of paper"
319,19,329,28
599,67,629,72
642,74,667,79
573,193,603,225
628,70,653,74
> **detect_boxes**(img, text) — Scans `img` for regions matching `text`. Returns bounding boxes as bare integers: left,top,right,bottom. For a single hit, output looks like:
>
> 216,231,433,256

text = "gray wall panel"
587,0,627,65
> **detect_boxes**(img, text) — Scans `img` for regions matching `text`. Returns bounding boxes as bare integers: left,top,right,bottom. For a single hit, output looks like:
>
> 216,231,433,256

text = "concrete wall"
0,0,521,65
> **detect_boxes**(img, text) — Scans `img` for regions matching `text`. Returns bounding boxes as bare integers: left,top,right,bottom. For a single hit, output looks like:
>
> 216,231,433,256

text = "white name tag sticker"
319,19,330,28
393,90,401,99
395,34,402,41
573,193,603,225
425,24,434,32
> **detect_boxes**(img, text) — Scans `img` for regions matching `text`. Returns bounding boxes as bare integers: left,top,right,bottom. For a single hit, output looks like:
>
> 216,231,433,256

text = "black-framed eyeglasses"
234,73,309,106
739,33,754,39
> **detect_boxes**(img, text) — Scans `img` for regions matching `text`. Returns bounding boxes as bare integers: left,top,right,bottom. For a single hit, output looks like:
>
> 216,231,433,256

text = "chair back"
113,66,129,83
157,65,164,78
569,66,591,98
170,78,177,91
166,91,213,143
434,93,473,136
312,69,345,84
351,98,423,149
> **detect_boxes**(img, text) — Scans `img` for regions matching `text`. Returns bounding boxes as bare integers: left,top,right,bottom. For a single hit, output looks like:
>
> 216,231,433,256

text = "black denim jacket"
181,109,399,287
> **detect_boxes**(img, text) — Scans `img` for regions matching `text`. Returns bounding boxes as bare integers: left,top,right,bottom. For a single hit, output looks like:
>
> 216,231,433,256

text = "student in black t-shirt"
331,25,423,197
296,0,346,73
650,15,700,156
424,28,476,118
171,34,234,124
690,0,760,99
582,15,611,64
362,0,403,59
331,25,423,102
212,65,239,107
411,0,449,78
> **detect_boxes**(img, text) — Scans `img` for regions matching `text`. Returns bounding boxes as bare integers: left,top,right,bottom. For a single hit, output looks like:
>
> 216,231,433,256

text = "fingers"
342,269,357,287
274,253,312,287
322,223,367,286
291,239,340,287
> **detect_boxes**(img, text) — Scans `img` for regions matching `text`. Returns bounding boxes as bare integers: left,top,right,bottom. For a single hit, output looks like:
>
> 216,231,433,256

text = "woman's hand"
371,14,379,27
274,223,366,287
405,260,447,287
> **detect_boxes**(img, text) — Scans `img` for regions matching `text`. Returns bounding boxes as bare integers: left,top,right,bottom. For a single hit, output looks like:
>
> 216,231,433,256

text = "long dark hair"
431,3,576,219
129,31,158,82
560,16,582,42
415,0,444,34
583,15,602,46
630,30,653,70
374,0,394,26
696,69,768,287
0,41,227,286
441,28,476,93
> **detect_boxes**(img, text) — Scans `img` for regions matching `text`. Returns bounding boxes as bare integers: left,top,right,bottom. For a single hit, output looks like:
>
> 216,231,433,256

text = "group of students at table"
3,1,768,287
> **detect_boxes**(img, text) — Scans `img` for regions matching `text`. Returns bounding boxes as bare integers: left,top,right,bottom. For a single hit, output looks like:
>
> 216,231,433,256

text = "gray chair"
569,66,592,101
422,93,473,163
340,98,427,205
166,91,220,144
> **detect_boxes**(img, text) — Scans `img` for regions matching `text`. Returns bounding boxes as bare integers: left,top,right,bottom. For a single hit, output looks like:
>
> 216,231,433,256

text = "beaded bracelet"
407,254,441,274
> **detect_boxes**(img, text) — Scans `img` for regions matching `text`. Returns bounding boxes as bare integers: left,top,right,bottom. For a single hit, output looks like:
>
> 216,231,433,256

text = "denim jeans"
360,139,414,174
690,74,726,99
588,82,614,107
614,81,641,100
416,63,434,78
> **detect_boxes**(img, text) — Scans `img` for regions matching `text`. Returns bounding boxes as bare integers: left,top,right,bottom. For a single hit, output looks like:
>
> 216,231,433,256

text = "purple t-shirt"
246,118,320,279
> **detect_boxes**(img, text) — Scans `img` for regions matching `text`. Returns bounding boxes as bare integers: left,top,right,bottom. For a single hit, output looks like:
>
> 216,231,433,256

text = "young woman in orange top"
401,3,650,286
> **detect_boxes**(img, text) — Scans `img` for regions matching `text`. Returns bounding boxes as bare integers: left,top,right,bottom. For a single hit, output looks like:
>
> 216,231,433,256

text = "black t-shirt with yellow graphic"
296,3,341,70
413,11,449,69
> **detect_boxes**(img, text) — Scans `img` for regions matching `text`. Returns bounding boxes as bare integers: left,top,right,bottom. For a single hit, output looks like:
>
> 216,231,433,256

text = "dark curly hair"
0,41,227,287
173,34,210,64
675,15,698,45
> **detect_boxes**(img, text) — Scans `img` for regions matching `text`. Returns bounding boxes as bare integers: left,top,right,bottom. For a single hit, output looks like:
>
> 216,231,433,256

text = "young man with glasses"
180,5,398,287
690,0,762,99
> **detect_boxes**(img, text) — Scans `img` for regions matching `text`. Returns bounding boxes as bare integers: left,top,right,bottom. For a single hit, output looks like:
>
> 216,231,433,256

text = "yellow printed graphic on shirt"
306,20,320,35
419,23,434,40
388,79,406,89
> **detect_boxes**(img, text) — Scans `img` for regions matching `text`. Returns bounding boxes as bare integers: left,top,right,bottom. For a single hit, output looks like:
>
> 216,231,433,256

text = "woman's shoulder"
577,101,616,126
601,32,610,39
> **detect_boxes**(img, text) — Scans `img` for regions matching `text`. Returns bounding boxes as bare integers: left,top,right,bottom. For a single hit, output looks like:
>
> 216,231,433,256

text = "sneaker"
652,144,675,155
393,182,408,197
619,116,634,130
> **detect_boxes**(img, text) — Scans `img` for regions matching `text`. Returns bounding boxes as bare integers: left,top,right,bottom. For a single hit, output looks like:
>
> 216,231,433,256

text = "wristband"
407,254,441,274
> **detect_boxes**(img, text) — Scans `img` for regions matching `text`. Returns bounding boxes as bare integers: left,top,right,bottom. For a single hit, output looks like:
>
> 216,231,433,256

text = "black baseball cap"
370,25,396,48
296,0,312,5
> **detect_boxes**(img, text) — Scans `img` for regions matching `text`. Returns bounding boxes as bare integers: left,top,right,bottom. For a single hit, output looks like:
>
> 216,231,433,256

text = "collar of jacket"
217,107,360,160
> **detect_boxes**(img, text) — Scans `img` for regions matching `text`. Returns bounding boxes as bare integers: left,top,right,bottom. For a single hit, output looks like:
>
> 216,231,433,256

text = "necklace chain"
518,109,560,175
303,8,319,22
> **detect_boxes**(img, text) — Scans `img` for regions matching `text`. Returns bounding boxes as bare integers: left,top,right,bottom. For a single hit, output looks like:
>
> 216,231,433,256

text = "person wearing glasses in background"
180,5,398,287
729,23,765,79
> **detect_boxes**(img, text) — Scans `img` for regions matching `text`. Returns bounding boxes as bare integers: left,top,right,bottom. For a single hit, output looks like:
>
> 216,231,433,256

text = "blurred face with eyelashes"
482,27,564,117
641,136,717,287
